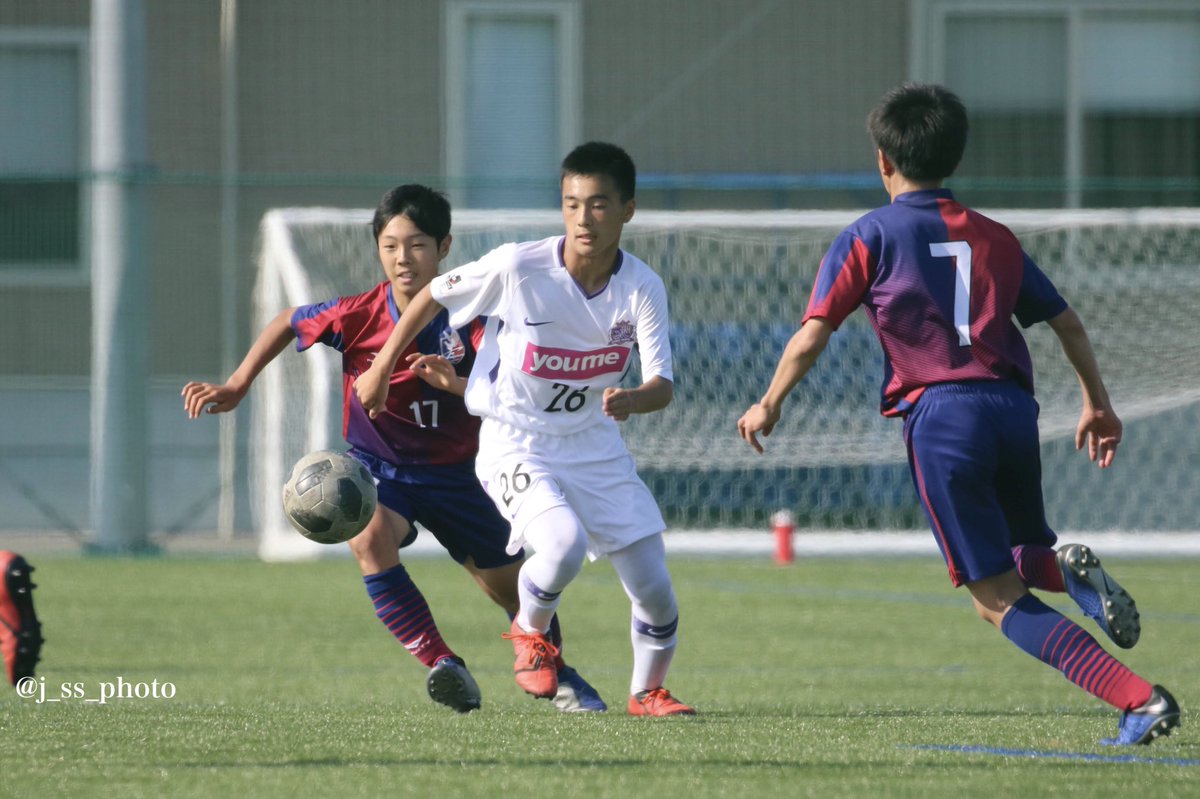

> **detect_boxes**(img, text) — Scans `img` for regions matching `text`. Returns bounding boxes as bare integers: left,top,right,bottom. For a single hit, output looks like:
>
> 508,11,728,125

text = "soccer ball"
281,450,377,544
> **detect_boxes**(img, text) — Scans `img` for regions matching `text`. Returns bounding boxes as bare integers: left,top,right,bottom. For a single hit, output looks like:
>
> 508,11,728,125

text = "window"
444,1,581,208
1081,13,1200,206
912,1,1200,208
0,29,88,283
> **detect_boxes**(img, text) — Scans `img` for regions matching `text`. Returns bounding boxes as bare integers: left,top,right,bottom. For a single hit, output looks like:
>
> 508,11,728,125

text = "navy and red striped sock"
1001,593,1151,710
364,564,455,668
1011,544,1065,593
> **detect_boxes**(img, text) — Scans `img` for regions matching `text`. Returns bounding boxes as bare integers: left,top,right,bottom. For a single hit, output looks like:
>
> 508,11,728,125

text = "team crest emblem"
608,320,636,345
439,328,466,363
443,274,462,291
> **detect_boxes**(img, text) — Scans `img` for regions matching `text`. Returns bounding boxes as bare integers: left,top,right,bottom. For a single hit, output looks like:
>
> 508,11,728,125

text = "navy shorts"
349,450,522,570
902,381,1057,587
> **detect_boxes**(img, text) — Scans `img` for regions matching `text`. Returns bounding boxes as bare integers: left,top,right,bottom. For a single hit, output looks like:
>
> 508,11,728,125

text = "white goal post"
252,207,1200,561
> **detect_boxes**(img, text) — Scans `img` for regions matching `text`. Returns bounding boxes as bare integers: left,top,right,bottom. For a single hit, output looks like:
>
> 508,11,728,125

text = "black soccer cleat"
1057,543,1140,649
426,656,482,713
0,551,44,686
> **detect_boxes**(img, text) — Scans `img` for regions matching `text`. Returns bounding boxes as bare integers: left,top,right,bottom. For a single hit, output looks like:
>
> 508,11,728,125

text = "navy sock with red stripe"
1001,593,1151,710
1012,544,1065,592
364,564,455,669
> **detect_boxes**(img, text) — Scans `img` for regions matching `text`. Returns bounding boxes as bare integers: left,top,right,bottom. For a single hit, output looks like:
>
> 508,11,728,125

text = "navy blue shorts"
902,381,1057,587
349,450,522,570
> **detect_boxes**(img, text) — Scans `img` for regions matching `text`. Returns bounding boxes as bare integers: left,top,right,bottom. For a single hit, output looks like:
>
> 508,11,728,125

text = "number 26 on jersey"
545,382,588,413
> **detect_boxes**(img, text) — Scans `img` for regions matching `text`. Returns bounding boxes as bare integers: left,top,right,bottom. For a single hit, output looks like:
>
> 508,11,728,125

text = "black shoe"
426,656,481,713
1,552,43,686
1057,544,1140,649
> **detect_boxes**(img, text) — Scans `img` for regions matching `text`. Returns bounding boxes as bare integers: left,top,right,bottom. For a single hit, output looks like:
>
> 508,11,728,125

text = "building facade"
1,0,1197,533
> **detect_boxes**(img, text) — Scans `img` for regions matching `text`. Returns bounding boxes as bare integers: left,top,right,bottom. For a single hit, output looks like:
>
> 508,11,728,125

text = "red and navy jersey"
291,281,485,466
803,189,1067,416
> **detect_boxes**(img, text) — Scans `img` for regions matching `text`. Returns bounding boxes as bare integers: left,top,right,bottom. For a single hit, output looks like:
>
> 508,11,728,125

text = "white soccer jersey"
430,236,673,436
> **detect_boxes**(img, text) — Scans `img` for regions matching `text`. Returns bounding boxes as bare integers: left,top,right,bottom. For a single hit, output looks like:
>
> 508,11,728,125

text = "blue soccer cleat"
1101,685,1180,746
553,665,607,712
1056,544,1140,649
426,656,481,713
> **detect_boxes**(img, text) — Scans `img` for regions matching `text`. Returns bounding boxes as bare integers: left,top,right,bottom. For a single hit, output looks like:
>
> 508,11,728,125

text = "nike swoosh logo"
524,318,554,326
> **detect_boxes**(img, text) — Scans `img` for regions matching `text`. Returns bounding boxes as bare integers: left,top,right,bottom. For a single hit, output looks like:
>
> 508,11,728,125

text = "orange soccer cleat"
627,687,696,717
501,618,559,698
0,551,43,686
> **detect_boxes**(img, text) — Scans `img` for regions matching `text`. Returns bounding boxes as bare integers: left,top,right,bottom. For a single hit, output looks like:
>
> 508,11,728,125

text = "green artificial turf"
1,554,1194,798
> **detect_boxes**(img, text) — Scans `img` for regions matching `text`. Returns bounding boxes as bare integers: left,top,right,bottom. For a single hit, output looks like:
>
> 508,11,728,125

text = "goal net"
252,207,1200,560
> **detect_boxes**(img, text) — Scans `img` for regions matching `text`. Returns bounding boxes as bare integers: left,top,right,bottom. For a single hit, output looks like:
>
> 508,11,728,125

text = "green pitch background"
2,554,1195,798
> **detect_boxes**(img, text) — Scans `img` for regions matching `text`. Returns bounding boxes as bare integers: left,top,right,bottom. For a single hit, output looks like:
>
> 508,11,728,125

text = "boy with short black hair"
184,184,603,714
738,83,1179,745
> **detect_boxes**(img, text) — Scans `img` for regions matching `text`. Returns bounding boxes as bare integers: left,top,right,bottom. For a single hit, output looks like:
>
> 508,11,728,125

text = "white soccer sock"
515,504,588,634
609,533,679,694
628,615,678,696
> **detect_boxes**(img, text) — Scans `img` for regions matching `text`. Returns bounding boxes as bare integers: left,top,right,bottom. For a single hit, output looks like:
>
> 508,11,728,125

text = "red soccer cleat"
627,687,696,717
0,551,43,686
501,618,559,698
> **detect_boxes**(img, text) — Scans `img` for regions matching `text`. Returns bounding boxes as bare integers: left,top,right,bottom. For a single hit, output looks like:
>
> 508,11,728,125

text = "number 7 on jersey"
929,240,972,346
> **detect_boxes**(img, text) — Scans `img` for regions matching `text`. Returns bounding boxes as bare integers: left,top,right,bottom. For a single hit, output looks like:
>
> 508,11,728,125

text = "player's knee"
482,583,519,615
525,505,588,566
347,526,378,561
347,512,407,572
966,570,1027,629
543,533,588,586
470,559,521,613
969,596,1009,629
611,535,676,622
562,528,589,566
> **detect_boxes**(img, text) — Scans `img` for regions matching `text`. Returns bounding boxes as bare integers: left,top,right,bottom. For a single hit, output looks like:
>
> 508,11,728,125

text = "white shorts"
475,417,666,560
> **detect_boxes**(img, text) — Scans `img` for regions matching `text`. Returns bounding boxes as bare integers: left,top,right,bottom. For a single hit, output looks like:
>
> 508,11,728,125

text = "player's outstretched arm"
182,307,297,418
738,318,833,454
602,376,673,421
1046,307,1122,468
354,283,446,418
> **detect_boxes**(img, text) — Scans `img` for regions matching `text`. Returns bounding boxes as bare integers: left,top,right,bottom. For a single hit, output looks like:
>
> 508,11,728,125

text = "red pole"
771,510,794,565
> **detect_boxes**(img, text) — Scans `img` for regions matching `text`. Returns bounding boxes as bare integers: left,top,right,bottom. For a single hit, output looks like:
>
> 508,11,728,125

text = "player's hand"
353,365,390,420
1075,407,1122,468
602,387,635,421
181,381,244,418
737,402,779,454
406,352,461,393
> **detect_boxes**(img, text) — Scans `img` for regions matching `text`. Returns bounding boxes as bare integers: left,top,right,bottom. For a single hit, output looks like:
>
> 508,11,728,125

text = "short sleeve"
291,299,343,352
430,244,515,329
636,274,673,382
802,230,874,329
1013,252,1068,328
